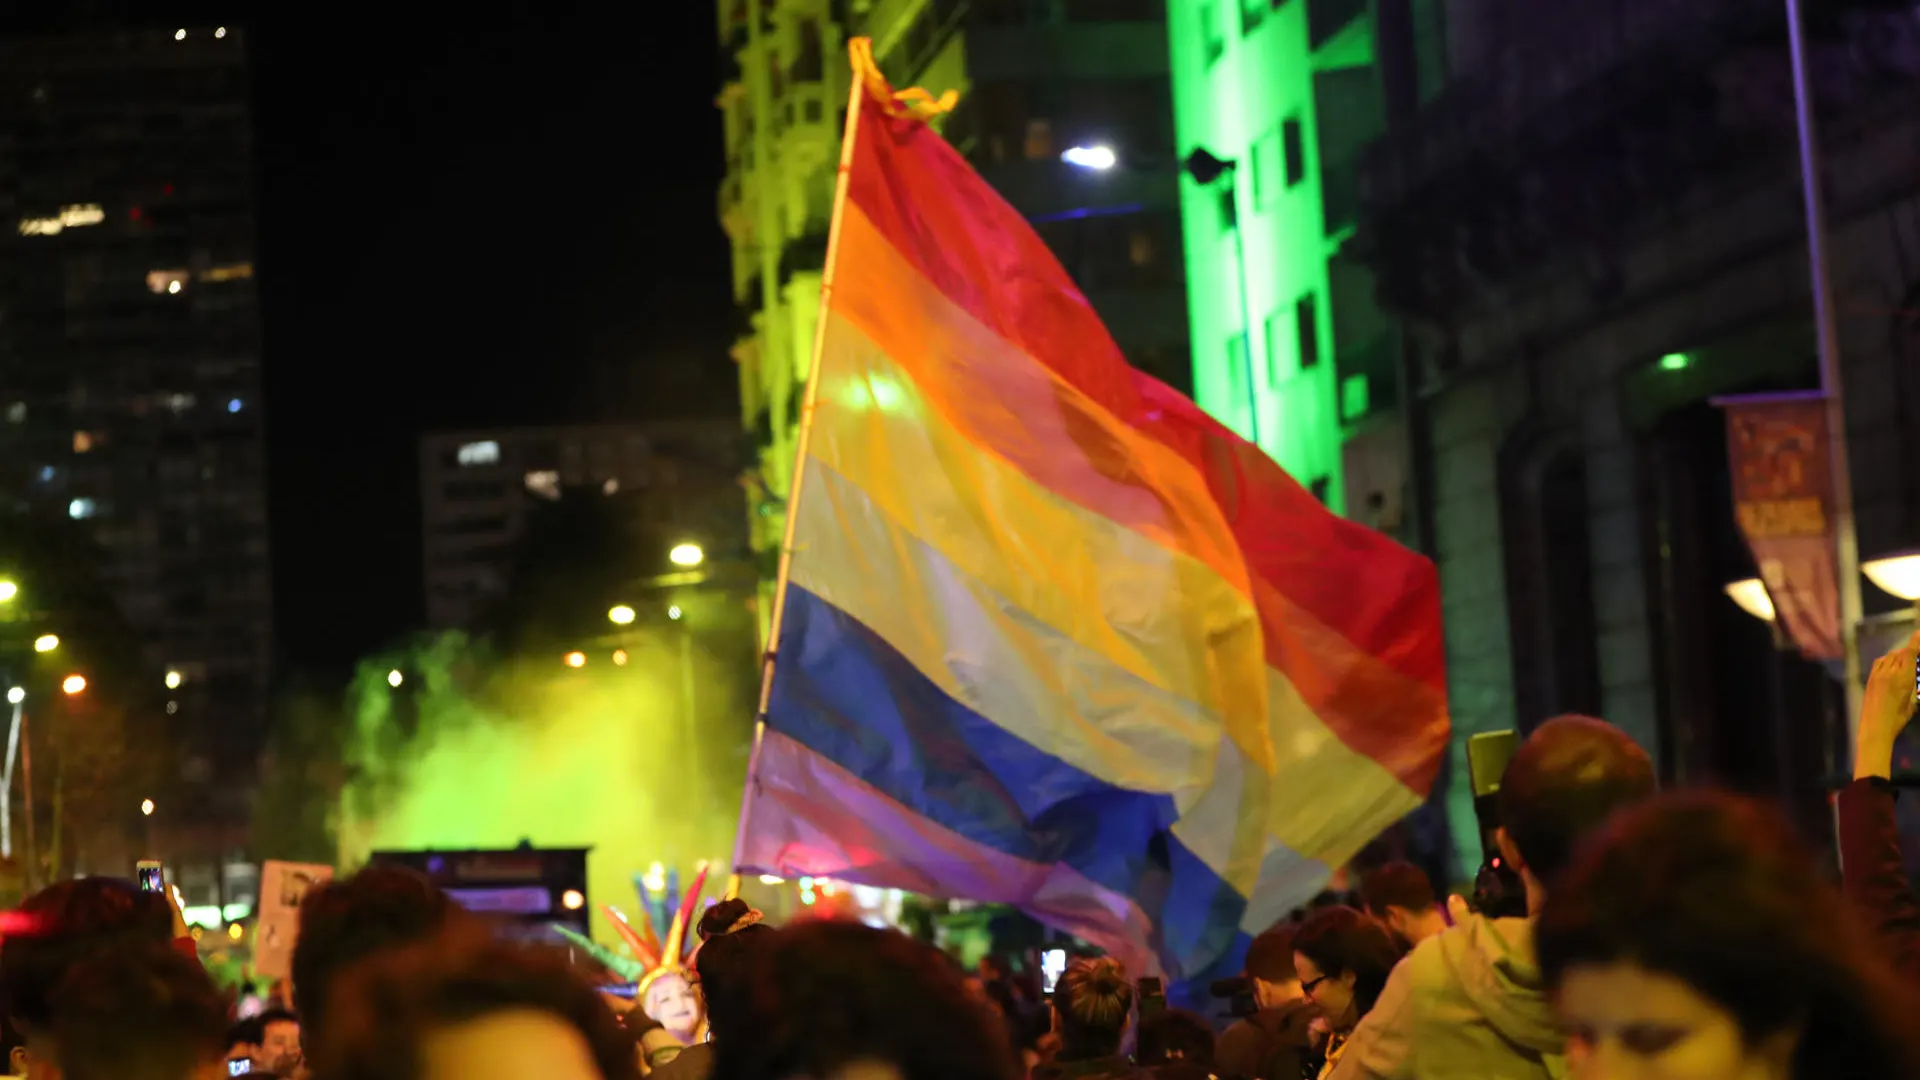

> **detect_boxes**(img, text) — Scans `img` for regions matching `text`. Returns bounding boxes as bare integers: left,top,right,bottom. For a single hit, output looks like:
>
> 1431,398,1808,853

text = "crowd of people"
0,633,1917,1080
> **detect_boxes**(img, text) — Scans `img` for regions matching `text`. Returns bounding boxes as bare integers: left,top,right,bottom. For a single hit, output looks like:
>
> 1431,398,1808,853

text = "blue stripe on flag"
769,584,1260,977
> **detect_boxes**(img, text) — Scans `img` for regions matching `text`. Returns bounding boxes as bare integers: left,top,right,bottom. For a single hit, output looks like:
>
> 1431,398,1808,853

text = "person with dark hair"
291,865,463,1049
45,945,230,1080
314,919,636,1080
1839,630,1920,982
1216,925,1316,1080
1330,714,1656,1080
0,877,182,1078
1358,863,1448,951
254,1008,303,1076
648,899,775,1080
1538,791,1920,1080
1137,1008,1217,1071
1292,908,1402,1078
712,919,1017,1080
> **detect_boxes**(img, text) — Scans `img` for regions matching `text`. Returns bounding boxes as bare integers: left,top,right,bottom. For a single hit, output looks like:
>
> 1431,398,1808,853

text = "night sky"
254,5,734,678
8,3,738,679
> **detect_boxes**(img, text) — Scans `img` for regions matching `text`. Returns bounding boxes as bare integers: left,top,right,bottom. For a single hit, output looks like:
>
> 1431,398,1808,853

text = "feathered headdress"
608,862,711,996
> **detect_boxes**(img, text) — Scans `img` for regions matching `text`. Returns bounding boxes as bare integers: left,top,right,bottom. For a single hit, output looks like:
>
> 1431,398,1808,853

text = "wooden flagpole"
729,40,874,872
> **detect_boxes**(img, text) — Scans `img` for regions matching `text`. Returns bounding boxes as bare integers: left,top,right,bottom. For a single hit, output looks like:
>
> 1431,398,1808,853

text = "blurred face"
1555,962,1795,1080
261,1019,301,1069
421,1009,602,1080
643,973,703,1039
1294,952,1358,1032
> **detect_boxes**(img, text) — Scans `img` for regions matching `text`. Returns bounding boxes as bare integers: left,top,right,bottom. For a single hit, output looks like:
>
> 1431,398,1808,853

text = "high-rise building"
0,25,270,791
1166,0,1420,523
419,422,745,631
718,0,1191,640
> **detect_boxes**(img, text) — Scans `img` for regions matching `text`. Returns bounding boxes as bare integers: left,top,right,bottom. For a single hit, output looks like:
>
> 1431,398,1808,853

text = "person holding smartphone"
1838,630,1920,983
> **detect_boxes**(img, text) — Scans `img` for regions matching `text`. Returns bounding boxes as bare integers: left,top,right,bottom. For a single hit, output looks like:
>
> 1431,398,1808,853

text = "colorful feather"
602,905,662,972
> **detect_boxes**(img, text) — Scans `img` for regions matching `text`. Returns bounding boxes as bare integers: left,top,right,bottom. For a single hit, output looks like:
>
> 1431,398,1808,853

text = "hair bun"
1085,957,1127,994
697,898,753,940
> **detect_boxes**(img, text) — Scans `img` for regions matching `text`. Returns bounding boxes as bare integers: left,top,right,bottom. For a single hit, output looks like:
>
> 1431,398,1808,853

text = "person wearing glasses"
1291,908,1403,1079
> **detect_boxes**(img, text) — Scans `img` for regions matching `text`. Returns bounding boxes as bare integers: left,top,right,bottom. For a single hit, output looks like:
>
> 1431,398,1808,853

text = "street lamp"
387,669,404,689
667,605,683,621
668,543,705,568
164,670,183,690
564,651,587,669
5,688,22,705
1725,578,1778,623
1863,551,1920,604
140,799,154,816
32,635,58,654
608,604,636,626
61,674,85,696
1061,145,1117,171
0,579,16,603
612,649,629,666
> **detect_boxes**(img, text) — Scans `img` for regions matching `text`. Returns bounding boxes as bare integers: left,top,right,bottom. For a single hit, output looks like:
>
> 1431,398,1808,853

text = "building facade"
719,0,1191,639
419,422,744,630
0,25,270,793
1167,0,1432,523
1357,0,1920,865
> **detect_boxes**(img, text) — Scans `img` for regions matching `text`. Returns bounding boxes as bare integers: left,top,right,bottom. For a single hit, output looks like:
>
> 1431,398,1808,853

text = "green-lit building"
1166,0,1418,526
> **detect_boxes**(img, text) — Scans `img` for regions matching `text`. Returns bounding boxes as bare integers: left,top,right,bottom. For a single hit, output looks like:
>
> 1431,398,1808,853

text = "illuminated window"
524,470,561,500
68,498,96,520
202,263,254,283
72,431,94,453
18,204,104,237
456,441,501,467
147,269,190,294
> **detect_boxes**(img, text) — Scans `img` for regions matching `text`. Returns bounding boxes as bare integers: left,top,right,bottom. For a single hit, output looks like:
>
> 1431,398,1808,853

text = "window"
1023,118,1054,161
1218,186,1237,232
1341,373,1371,421
1283,116,1306,187
1200,2,1225,66
1296,293,1320,369
1263,309,1284,385
1241,0,1266,34
1227,332,1249,402
457,440,501,467
1129,229,1156,267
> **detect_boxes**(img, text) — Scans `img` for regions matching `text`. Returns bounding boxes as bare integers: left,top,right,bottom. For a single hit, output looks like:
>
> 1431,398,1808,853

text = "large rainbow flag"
733,42,1449,984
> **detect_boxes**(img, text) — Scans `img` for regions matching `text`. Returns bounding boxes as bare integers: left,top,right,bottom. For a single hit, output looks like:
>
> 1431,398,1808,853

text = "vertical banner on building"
253,860,333,980
1721,392,1842,660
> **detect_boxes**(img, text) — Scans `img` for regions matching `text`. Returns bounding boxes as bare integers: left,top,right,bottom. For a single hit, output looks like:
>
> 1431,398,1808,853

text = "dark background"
0,1,737,680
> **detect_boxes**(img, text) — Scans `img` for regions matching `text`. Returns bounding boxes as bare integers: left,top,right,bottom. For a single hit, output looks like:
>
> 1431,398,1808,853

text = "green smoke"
337,629,751,947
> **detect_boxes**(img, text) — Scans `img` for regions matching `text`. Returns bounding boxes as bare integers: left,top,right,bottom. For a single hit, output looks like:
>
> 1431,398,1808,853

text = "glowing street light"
1724,578,1777,623
33,634,58,653
1061,145,1117,170
612,649,629,666
387,669,404,688
667,605,683,621
140,799,155,816
61,674,86,696
5,688,23,706
1864,550,1920,603
164,670,183,690
608,604,636,626
564,651,588,669
668,543,705,568
0,579,16,603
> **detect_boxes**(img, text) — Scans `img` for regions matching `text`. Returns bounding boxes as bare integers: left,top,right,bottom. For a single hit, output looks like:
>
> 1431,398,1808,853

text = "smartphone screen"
1041,948,1066,995
137,861,164,894
228,1061,252,1076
